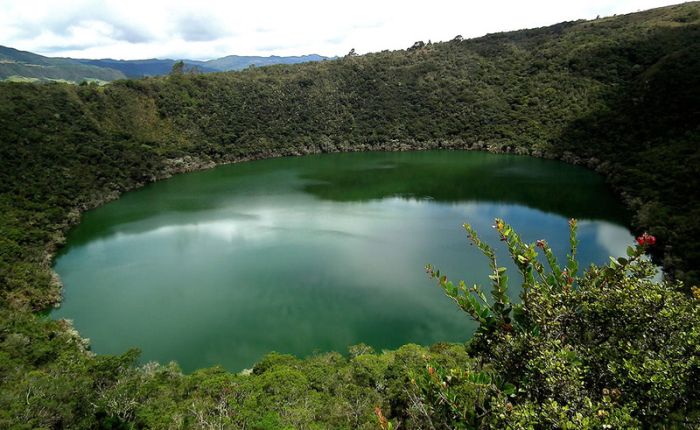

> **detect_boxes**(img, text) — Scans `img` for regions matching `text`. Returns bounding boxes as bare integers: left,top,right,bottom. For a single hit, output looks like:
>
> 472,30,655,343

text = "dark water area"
53,151,632,372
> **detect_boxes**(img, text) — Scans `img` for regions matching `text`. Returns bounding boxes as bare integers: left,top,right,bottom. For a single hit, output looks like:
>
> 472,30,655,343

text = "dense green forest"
0,3,698,428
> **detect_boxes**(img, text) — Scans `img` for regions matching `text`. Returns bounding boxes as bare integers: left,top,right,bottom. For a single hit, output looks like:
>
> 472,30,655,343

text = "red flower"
636,233,656,247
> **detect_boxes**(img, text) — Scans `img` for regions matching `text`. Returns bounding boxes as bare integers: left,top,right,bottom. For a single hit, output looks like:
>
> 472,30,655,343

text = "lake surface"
53,151,632,372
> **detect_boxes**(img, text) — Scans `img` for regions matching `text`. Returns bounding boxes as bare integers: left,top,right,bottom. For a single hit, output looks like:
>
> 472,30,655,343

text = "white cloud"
0,0,687,59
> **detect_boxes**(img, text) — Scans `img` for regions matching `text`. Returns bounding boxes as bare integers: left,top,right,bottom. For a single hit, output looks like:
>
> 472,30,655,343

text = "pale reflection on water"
53,151,636,372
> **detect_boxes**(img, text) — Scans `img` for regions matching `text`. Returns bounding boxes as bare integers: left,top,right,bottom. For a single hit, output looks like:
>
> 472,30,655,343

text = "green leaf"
502,383,516,395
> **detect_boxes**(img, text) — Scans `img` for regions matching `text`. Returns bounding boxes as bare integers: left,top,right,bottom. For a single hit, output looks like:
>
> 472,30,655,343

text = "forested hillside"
0,3,698,428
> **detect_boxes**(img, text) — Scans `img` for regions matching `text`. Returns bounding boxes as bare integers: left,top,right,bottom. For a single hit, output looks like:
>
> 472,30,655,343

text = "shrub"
422,219,699,428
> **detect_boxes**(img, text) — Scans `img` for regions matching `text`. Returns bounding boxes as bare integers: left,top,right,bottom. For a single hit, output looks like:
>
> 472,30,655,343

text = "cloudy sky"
0,0,686,60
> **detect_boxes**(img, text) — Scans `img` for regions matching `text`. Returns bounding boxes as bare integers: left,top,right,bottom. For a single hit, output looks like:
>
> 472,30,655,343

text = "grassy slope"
0,3,698,428
0,45,126,83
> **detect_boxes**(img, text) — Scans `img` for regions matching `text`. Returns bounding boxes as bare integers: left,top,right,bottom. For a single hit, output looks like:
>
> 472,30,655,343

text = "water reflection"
53,151,634,372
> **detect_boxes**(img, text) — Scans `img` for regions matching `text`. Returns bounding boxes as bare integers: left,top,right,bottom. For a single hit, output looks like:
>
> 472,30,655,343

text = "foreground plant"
417,219,699,429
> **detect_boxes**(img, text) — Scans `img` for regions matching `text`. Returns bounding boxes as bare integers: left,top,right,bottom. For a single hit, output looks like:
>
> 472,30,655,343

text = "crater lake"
53,151,633,372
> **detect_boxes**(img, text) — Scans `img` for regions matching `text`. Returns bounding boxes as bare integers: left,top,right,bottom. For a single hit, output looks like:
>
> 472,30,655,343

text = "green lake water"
53,151,632,372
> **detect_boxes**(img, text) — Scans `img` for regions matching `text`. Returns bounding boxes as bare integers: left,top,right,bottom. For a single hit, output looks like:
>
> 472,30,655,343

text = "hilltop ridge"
0,45,331,82
0,45,126,83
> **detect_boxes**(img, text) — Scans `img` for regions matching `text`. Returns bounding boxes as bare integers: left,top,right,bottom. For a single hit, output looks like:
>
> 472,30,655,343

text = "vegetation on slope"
0,45,126,83
418,220,698,428
0,2,698,428
74,58,219,78
203,54,330,72
74,55,333,78
1,46,331,81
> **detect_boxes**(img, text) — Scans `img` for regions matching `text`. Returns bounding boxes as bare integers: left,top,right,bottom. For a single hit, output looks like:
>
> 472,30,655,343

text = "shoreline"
43,140,639,315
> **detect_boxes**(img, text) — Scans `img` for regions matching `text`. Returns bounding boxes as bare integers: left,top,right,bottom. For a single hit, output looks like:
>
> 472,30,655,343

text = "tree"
170,60,185,76
408,41,425,51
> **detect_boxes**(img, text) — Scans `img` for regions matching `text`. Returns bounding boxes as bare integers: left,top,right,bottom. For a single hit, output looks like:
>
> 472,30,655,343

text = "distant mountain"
74,58,218,78
76,54,331,77
204,54,330,71
0,45,331,82
0,45,126,83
